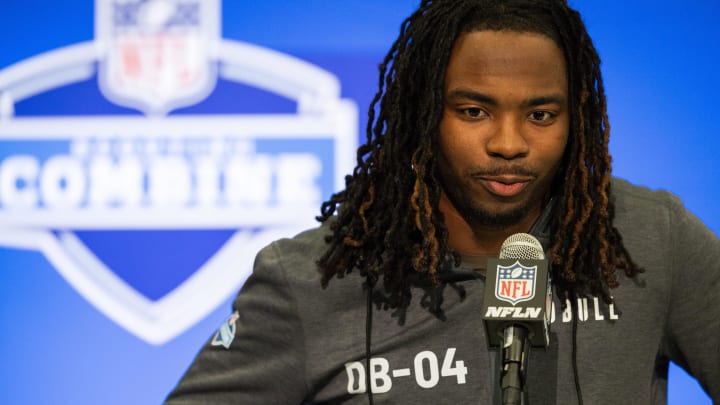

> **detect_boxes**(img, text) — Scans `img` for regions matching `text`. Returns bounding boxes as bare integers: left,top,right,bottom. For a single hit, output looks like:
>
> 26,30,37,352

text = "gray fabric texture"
166,178,720,404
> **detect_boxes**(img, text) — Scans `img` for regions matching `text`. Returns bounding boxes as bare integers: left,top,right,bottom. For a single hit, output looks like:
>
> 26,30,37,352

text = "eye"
460,107,488,119
528,110,556,124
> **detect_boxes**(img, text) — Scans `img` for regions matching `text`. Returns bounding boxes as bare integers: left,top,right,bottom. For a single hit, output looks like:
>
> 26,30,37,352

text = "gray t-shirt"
165,178,720,404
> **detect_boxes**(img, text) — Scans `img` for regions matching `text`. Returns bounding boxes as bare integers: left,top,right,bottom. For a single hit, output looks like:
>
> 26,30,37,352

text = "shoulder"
252,220,333,283
610,177,714,231
249,219,367,318
608,177,683,256
610,177,681,213
610,177,718,253
609,177,684,232
269,222,332,255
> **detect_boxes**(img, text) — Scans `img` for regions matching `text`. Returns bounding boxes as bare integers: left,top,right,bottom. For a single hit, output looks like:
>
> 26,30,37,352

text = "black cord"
571,295,584,405
365,281,374,405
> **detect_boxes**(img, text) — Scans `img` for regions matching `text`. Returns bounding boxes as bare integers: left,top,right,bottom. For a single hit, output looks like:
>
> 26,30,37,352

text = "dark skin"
437,30,570,256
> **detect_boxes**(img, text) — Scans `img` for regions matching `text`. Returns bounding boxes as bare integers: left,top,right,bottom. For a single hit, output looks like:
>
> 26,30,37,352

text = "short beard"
437,159,542,230
443,189,530,230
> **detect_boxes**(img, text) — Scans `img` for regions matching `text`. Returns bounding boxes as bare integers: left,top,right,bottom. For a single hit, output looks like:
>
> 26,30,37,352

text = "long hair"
317,0,642,311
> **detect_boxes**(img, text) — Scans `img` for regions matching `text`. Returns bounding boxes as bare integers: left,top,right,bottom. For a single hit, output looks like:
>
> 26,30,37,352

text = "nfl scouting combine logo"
0,0,356,344
495,262,537,305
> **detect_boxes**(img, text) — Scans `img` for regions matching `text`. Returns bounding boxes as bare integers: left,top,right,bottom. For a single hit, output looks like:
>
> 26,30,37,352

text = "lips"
478,175,532,197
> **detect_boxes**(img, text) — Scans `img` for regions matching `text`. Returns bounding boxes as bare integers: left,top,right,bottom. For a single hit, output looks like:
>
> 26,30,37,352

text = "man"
166,0,720,403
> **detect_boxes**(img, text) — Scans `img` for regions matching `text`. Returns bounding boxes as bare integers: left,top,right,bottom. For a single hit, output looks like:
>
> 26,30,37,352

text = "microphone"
482,233,552,405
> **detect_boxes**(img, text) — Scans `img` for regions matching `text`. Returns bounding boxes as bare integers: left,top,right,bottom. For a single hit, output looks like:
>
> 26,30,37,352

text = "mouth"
476,175,532,198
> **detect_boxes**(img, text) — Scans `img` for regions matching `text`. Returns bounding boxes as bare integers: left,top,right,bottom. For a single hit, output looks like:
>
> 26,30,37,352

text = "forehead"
444,30,568,95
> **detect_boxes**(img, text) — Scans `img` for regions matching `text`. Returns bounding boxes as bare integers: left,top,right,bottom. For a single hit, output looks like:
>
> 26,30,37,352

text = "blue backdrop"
0,1,716,404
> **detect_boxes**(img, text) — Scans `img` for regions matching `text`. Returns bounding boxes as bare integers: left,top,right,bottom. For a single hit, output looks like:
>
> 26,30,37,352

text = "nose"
486,116,529,159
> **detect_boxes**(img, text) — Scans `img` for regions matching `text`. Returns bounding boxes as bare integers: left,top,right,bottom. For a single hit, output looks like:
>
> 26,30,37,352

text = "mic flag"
482,233,552,348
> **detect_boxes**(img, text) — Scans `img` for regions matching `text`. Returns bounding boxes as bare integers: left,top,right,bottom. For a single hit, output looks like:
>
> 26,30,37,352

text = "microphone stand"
500,325,530,405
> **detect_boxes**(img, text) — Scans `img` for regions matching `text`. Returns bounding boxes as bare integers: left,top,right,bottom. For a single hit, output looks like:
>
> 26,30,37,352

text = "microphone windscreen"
499,233,545,260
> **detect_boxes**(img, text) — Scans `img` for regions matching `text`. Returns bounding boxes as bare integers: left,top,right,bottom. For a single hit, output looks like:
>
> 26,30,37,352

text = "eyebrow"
446,88,566,107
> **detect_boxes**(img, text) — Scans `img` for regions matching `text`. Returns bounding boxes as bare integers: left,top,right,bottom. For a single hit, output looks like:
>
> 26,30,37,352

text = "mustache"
467,165,538,178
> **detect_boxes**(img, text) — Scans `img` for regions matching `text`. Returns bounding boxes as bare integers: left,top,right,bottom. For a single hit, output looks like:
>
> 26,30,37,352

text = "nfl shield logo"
97,0,219,115
495,261,537,305
0,0,357,345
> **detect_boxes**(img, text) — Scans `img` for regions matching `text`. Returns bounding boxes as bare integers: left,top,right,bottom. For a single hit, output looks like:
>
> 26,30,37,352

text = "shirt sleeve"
164,241,308,404
662,197,720,402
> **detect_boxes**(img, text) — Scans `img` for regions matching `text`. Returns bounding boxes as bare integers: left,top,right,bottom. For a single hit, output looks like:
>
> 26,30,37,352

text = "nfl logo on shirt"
495,261,537,305
0,0,356,345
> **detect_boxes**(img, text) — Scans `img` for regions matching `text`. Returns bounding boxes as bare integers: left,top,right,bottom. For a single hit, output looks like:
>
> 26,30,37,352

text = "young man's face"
438,30,569,231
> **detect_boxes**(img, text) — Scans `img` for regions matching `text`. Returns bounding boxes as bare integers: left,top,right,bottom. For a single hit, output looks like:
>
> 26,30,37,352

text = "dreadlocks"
317,0,643,311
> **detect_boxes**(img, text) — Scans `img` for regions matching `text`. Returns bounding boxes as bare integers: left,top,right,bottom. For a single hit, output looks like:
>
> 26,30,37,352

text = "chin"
467,203,529,229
